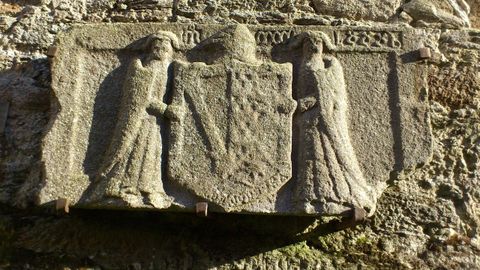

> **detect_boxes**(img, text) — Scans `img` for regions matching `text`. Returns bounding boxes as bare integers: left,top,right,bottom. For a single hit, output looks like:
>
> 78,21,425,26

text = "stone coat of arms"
167,26,296,210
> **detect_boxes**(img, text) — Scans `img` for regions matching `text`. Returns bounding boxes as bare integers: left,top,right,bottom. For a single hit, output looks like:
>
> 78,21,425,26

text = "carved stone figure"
168,25,296,211
291,32,376,215
95,32,180,208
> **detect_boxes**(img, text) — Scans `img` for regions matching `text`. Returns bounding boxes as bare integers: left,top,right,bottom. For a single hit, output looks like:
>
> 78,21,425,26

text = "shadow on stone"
387,52,405,171
0,58,52,208
11,208,344,269
82,52,130,178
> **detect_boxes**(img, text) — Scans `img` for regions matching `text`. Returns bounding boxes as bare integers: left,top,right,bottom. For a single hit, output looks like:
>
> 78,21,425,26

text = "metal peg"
47,46,58,58
419,47,432,60
335,207,367,230
196,202,208,217
55,198,70,214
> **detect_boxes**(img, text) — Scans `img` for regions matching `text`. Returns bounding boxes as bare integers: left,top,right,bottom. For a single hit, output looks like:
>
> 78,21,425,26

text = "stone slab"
40,23,432,216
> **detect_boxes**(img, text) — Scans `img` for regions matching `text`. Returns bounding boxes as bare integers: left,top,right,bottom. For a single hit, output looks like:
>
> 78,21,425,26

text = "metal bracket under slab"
55,198,70,214
47,46,58,58
418,47,432,60
335,207,367,230
196,202,208,217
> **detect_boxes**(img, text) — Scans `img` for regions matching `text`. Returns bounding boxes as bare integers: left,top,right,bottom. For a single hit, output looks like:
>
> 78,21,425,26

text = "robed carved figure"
95,32,181,208
292,32,376,215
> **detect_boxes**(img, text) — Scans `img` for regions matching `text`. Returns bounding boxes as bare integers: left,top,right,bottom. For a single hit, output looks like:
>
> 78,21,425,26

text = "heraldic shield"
168,60,296,211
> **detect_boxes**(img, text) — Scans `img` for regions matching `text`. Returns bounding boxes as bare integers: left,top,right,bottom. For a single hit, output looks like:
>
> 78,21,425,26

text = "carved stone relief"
91,32,179,208
168,25,296,211
290,32,376,216
40,23,432,216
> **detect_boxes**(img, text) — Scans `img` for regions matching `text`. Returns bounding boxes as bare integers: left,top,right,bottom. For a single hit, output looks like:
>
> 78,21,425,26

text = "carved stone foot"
300,184,377,217
144,192,173,209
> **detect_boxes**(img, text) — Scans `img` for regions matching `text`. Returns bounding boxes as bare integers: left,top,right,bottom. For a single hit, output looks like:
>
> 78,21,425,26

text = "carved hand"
147,100,168,117
297,96,317,112
165,105,184,121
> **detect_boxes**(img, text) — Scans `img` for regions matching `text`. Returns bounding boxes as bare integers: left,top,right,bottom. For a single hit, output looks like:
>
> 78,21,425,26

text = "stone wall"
0,0,479,269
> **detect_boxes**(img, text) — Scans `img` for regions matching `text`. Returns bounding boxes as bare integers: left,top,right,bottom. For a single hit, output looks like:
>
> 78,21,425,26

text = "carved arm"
164,105,184,121
147,100,168,117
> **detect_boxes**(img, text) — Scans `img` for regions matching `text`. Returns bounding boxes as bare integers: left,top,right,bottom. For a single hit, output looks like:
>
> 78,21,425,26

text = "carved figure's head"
303,34,324,54
224,24,257,63
289,31,335,56
145,31,179,60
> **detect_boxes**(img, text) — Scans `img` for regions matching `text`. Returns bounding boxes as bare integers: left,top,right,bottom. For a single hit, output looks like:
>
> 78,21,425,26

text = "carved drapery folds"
290,32,376,215
41,24,432,216
92,32,180,208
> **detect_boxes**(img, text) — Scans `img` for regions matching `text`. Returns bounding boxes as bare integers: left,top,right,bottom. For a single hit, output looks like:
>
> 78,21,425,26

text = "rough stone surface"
401,0,471,28
311,0,403,22
0,0,479,269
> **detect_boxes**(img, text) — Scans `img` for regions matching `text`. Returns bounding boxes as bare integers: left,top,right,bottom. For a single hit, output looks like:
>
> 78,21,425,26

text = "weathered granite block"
40,23,432,216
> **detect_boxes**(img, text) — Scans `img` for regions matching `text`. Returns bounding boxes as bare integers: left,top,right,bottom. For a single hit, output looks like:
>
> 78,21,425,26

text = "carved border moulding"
40,23,432,217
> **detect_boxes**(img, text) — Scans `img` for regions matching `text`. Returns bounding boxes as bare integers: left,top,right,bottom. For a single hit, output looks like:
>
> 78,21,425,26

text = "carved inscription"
336,30,402,50
182,25,202,46
255,29,295,45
